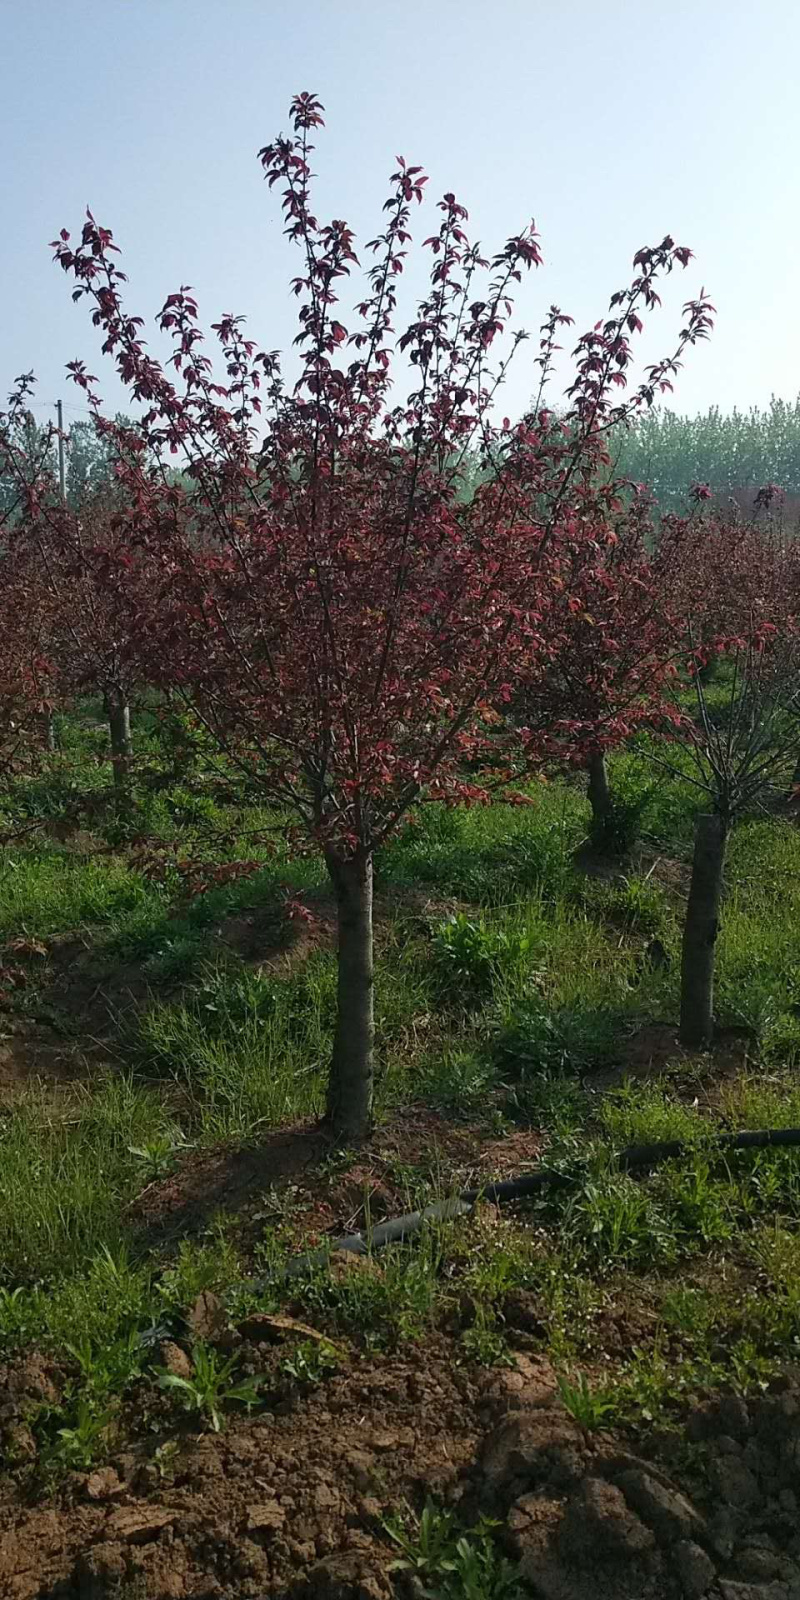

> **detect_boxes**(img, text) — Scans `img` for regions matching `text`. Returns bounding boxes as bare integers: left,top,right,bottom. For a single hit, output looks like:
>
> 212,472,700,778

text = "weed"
418,1047,498,1112
67,1327,144,1401
280,1338,339,1385
564,1167,676,1269
447,1528,525,1600
137,963,330,1139
158,1233,242,1315
654,1156,734,1248
606,873,670,936
156,1343,261,1432
54,1401,115,1470
35,1397,115,1475
599,1083,709,1149
384,1500,459,1584
0,847,160,939
384,789,584,903
661,1286,724,1341
297,1231,444,1347
556,1370,616,1429
495,992,621,1082
152,1440,180,1481
0,1082,175,1286
432,913,533,1000
589,792,651,857
127,1128,186,1183
461,1308,515,1368
384,1501,523,1599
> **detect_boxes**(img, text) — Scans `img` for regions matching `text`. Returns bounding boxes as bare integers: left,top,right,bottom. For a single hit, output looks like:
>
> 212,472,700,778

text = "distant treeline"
612,397,800,510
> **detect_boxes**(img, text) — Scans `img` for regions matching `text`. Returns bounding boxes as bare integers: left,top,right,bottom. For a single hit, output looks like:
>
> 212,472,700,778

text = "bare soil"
4,1334,800,1599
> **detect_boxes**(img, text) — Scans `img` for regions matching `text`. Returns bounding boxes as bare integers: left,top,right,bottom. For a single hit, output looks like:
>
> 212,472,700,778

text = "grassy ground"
2,711,800,1493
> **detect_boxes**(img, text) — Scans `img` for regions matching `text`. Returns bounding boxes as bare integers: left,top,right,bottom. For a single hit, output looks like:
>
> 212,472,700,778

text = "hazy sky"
2,0,798,435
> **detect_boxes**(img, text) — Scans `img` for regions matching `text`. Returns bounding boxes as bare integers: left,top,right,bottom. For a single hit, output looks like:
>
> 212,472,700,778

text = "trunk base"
107,693,133,800
679,813,728,1049
325,852,375,1141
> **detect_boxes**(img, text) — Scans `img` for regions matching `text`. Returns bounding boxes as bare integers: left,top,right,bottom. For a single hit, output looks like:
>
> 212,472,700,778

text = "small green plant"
37,1397,115,1473
419,1047,497,1112
432,914,532,999
127,1129,185,1183
557,1370,616,1429
280,1337,339,1386
461,1307,515,1369
385,1501,460,1585
66,1327,144,1400
385,1501,523,1598
156,1342,261,1432
448,1527,526,1600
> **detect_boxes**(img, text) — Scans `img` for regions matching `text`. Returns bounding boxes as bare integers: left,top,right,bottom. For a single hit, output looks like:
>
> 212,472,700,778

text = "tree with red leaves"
0,382,57,784
47,92,712,1136
519,483,692,848
1,378,147,798
0,559,52,788
654,501,800,1047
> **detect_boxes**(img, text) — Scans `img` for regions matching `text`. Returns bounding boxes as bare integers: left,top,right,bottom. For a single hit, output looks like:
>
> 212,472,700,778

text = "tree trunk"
325,851,375,1140
679,812,728,1048
107,691,133,792
587,750,612,829
43,710,57,753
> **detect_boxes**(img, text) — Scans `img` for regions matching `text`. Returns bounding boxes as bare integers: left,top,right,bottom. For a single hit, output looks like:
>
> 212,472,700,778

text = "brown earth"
5,1333,800,1599
130,1109,544,1253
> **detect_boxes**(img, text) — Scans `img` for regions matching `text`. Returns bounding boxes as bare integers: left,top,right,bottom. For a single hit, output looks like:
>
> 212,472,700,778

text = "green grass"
136,963,331,1138
5,706,800,1465
0,1078,175,1287
0,849,162,938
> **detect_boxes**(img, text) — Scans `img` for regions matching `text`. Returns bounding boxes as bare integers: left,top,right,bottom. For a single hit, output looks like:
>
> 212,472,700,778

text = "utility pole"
56,399,66,504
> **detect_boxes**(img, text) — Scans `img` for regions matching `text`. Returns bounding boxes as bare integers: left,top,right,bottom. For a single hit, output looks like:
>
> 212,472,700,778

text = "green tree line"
612,396,800,509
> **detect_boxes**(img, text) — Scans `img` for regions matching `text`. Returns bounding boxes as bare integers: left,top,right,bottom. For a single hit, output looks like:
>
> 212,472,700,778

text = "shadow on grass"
129,1121,334,1250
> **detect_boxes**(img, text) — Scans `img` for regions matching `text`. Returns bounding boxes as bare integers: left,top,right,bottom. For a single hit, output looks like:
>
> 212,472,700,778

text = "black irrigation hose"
279,1124,800,1278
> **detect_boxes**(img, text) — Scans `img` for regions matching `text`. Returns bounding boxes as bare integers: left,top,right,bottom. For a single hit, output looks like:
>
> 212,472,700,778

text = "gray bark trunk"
679,812,728,1048
44,710,56,753
108,693,132,791
325,851,374,1140
587,750,612,827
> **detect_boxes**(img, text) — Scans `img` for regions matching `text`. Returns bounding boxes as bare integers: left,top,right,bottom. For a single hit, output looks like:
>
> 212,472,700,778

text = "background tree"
0,379,59,764
0,377,54,529
64,414,131,511
654,500,800,1047
49,93,712,1138
1,382,146,795
613,396,800,513
519,484,691,849
0,541,54,790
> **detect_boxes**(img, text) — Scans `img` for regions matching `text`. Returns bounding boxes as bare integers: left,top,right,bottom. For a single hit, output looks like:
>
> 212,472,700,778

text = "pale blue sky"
2,0,797,431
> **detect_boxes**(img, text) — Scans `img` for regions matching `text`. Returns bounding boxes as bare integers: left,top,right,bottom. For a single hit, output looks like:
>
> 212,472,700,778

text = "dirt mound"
0,1335,482,1600
485,1375,800,1600
4,1349,800,1598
